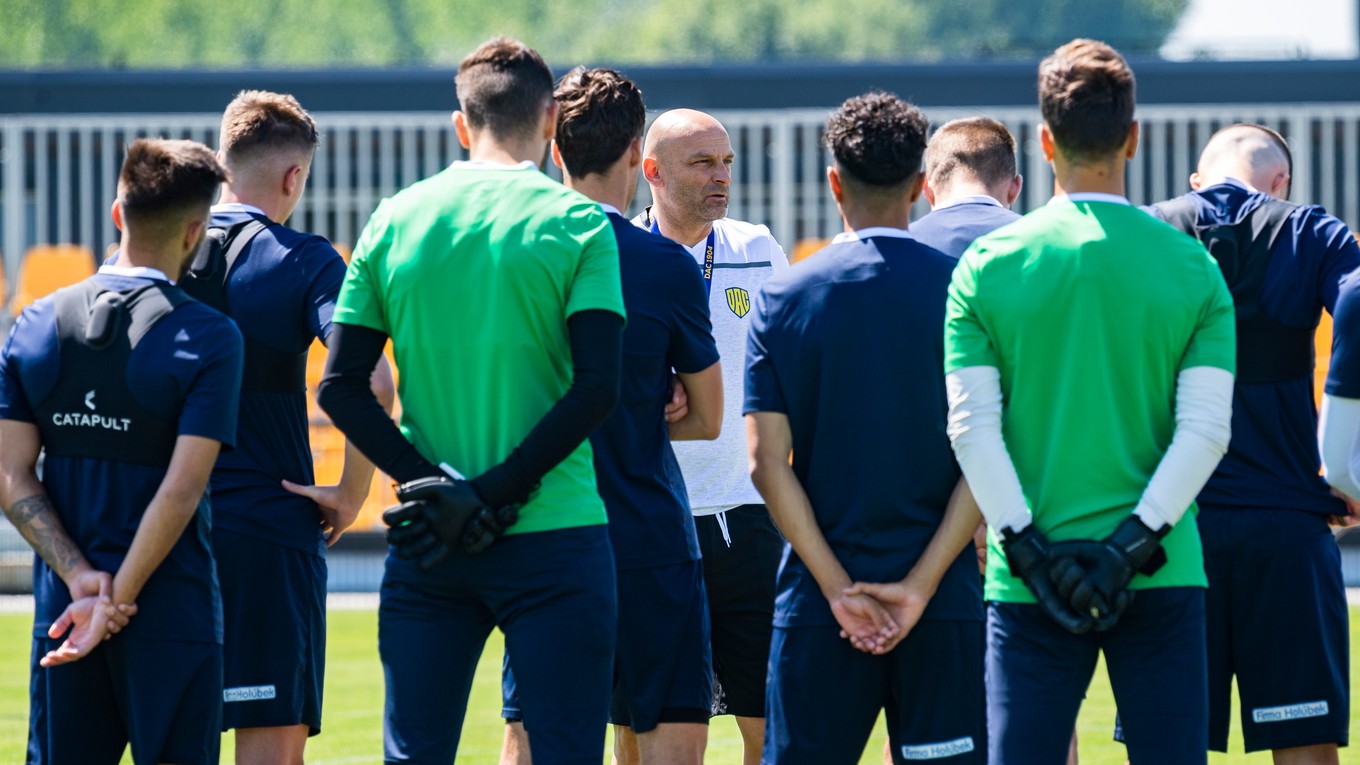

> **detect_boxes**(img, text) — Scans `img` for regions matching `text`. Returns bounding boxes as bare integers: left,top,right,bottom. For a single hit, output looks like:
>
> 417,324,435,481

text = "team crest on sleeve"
725,287,751,318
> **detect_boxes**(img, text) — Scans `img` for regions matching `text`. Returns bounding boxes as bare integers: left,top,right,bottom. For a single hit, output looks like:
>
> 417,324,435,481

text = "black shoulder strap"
1151,197,1201,237
182,217,269,313
1164,196,1308,383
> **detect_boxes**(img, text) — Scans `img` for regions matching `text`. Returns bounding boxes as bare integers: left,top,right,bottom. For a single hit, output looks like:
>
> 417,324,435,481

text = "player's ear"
1189,171,1204,192
182,216,206,256
642,156,662,185
1124,120,1140,160
1007,174,1023,207
1269,171,1291,200
550,141,564,171
906,172,925,206
453,112,472,150
826,165,843,205
922,176,936,207
1039,124,1056,163
110,199,124,232
542,101,559,142
627,137,643,171
283,164,305,197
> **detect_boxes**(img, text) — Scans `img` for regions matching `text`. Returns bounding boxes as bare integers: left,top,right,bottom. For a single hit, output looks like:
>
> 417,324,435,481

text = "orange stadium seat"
11,244,96,316
332,242,352,263
304,336,403,532
0,257,8,312
790,237,829,264
1315,310,1333,408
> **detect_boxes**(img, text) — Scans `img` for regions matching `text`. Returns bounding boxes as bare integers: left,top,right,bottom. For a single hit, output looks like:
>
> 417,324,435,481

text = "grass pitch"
1,607,1356,763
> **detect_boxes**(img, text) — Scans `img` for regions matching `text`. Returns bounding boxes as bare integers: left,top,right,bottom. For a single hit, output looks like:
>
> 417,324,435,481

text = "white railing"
4,103,1360,295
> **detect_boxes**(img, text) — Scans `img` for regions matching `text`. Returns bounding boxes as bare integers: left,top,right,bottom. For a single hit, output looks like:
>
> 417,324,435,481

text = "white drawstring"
715,510,733,547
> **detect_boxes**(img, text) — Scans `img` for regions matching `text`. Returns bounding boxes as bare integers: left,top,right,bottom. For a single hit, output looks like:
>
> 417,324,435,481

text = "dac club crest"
725,287,751,318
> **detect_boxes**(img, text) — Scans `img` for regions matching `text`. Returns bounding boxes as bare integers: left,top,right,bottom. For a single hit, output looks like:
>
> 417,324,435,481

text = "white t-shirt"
633,212,790,515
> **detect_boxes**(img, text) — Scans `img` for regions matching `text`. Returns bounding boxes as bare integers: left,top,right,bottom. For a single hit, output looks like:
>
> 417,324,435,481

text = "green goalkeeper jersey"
334,161,624,535
945,195,1236,603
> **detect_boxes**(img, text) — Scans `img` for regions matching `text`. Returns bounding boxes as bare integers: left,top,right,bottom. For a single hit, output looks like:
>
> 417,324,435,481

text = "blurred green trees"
0,0,1188,68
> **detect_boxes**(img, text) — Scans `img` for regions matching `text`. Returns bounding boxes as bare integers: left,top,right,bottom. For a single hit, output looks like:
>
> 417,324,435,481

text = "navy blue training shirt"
592,210,719,570
910,198,1021,259
743,230,983,628
0,271,243,644
1148,182,1360,516
208,205,347,555
1326,271,1360,396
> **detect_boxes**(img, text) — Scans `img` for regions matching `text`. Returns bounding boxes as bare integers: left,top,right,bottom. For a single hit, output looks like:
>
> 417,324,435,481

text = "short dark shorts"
29,636,222,765
1197,506,1350,752
696,504,782,718
765,620,985,764
216,527,327,734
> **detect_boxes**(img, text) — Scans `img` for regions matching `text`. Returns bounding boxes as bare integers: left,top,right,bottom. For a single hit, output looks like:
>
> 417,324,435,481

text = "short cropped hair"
118,139,227,226
822,92,929,191
925,117,1018,190
456,37,555,140
219,90,319,163
554,67,646,178
1038,39,1136,163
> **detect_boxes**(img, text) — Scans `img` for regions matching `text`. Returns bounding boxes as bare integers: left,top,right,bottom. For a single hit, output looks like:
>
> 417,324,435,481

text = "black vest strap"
182,216,308,394
1157,196,1309,384
34,280,187,467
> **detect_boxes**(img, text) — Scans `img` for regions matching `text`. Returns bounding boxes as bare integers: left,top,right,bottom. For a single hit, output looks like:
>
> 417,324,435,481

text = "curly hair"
1039,39,1136,163
554,67,646,178
822,92,929,190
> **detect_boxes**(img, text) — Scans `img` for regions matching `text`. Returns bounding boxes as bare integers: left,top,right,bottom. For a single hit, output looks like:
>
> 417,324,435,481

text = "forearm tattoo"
3,493,83,578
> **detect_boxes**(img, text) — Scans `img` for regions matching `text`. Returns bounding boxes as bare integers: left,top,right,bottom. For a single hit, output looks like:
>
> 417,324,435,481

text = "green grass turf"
1,607,1357,763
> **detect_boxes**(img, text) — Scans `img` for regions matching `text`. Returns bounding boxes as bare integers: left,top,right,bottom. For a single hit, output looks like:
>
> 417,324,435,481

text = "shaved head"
643,108,728,162
1193,124,1292,198
642,109,734,240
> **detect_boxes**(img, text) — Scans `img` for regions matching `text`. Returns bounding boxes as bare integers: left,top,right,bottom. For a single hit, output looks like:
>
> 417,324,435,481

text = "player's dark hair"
118,139,227,226
822,92,929,193
1038,39,1136,163
925,117,1018,190
456,37,555,141
554,67,646,178
219,90,319,164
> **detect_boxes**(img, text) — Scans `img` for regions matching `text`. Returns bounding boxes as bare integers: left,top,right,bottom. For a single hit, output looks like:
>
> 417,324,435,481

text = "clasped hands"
831,580,932,656
41,568,137,667
383,476,519,570
1003,516,1168,635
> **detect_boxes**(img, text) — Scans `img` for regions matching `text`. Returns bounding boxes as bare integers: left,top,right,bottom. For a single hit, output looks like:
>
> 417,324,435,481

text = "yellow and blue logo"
726,287,751,318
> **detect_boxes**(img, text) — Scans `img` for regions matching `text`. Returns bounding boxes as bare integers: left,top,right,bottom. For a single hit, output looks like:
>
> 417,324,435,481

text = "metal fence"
7,102,1360,290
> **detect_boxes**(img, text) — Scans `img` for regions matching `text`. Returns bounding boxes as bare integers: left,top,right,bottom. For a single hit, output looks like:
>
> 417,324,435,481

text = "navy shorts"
988,588,1208,765
764,620,985,765
1197,506,1350,752
215,527,327,734
696,504,782,718
380,524,617,765
28,637,222,765
503,559,712,734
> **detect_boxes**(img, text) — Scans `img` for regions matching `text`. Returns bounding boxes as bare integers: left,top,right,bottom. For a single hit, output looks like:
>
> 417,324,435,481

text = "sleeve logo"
725,287,751,318
84,390,96,411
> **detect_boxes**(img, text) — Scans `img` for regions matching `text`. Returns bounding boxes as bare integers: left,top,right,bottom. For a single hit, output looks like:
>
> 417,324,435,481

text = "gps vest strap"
35,279,185,467
651,217,716,298
1156,197,1310,383
181,216,308,394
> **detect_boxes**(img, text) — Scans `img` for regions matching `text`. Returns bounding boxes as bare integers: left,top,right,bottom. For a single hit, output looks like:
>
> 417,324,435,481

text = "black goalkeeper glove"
1001,524,1095,635
1048,515,1169,631
382,477,520,570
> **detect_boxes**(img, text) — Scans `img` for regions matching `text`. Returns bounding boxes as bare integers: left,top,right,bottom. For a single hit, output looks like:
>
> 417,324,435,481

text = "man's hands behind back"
383,477,519,569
